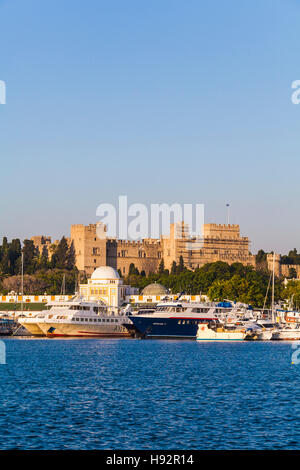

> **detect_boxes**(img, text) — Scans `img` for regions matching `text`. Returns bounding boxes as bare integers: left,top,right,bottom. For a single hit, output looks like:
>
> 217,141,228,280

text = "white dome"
91,266,120,280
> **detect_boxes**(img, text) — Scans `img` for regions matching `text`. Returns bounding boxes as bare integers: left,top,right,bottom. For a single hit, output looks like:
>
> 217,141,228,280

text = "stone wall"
266,253,300,278
70,221,256,276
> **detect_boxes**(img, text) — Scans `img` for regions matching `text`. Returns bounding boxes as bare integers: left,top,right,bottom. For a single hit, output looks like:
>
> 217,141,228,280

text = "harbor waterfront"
0,338,300,450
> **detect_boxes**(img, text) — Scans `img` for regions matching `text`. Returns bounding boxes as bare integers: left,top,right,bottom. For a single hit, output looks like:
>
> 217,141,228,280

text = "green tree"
129,263,136,275
23,239,36,274
66,241,76,270
39,245,49,270
171,261,177,275
0,249,9,274
289,267,297,279
9,239,22,275
54,237,69,269
177,255,185,273
158,259,165,275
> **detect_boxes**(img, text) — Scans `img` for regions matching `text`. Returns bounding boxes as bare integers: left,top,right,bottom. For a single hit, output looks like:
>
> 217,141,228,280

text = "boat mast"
272,252,275,322
21,252,24,316
61,273,66,296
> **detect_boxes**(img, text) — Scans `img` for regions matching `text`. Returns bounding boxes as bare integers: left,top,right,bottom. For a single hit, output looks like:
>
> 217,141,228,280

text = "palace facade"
70,222,256,276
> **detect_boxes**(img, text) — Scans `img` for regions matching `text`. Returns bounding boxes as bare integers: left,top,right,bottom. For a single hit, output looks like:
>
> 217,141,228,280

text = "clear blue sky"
0,0,300,253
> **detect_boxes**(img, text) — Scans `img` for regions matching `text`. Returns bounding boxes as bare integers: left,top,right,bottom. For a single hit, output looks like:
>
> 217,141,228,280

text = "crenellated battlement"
205,224,239,229
71,221,254,276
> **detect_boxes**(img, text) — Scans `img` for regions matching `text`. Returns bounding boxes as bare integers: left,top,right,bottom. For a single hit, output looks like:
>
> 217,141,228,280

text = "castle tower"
71,223,107,275
267,253,281,277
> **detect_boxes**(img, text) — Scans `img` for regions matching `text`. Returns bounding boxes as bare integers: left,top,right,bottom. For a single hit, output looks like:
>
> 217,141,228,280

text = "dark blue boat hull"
128,316,208,339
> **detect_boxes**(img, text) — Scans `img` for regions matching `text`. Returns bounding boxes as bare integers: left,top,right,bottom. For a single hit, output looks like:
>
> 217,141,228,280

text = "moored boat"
127,300,253,339
196,323,246,341
19,296,132,338
245,320,277,341
18,313,46,336
0,318,14,336
272,325,300,341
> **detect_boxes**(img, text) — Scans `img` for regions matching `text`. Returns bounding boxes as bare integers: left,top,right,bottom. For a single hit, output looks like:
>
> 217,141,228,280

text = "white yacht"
19,296,132,338
272,324,300,341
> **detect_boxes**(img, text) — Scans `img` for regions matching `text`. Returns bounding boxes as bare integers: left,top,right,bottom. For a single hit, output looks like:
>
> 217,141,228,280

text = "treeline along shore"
1,235,300,308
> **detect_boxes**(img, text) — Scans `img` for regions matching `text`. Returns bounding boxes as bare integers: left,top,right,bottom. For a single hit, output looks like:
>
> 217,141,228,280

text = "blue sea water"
0,338,300,450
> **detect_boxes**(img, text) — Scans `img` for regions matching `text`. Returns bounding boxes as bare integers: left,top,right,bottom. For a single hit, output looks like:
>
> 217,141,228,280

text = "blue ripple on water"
0,339,299,449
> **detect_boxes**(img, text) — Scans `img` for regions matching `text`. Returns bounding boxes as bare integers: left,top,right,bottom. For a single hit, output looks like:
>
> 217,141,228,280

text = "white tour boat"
19,296,132,338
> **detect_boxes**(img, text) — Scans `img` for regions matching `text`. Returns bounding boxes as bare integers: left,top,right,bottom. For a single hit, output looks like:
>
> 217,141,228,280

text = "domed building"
79,266,136,307
141,283,168,296
90,266,120,282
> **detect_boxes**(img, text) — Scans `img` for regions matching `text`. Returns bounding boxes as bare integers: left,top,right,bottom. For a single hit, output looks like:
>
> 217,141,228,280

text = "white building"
79,266,137,307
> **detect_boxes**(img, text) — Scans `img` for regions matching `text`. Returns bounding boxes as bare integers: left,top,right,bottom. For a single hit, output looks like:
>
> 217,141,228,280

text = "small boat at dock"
244,320,277,341
272,324,300,341
0,318,14,336
196,323,246,341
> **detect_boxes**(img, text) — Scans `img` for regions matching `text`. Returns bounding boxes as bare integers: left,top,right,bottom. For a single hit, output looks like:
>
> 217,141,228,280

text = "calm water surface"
0,339,299,449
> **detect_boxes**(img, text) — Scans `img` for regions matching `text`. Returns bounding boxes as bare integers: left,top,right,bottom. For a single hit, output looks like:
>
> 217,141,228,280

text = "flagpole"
226,204,230,225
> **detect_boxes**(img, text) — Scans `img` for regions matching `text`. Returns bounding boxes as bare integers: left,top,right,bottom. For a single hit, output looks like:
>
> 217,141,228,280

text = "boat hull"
272,331,300,341
245,330,274,341
18,320,44,336
39,322,131,338
197,326,245,341
256,331,273,341
128,316,203,339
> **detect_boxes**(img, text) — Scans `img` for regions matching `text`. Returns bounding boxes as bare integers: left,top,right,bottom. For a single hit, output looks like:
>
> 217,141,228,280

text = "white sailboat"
13,252,32,336
245,253,277,340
